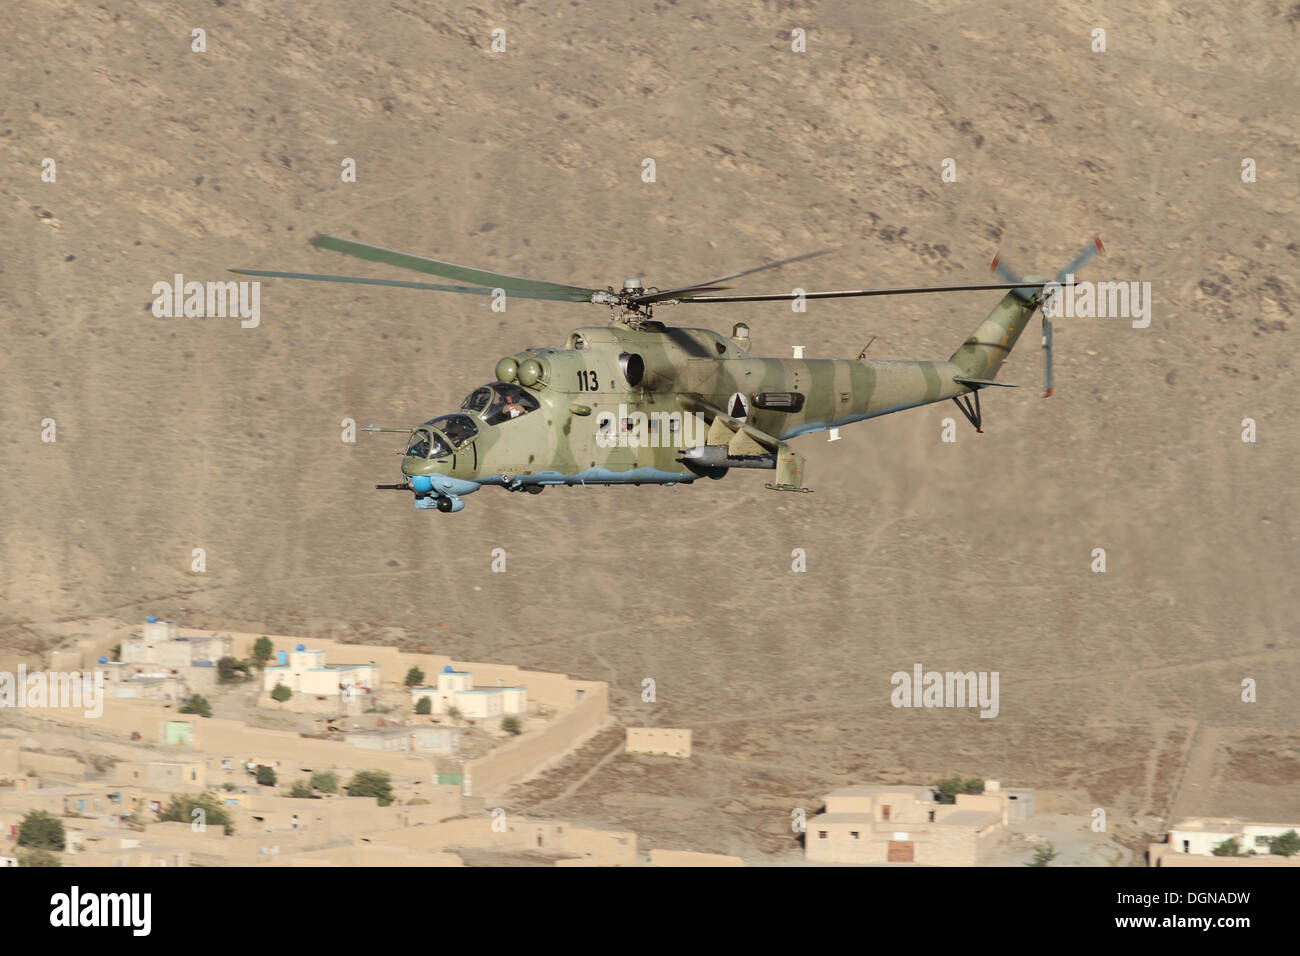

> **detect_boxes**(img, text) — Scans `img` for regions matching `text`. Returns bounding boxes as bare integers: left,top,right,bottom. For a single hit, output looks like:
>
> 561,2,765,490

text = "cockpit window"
460,387,493,414
425,414,478,448
482,382,540,425
406,428,451,460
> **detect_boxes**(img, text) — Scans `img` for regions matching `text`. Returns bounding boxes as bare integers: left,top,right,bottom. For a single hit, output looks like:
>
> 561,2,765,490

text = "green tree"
935,776,960,804
415,696,432,715
18,848,61,867
256,765,277,787
446,705,462,722
216,656,235,683
110,644,121,662
289,779,315,798
935,775,984,804
179,694,212,718
156,792,235,835
1268,830,1300,857
1026,843,1059,866
311,770,339,794
501,715,522,735
17,810,65,851
271,682,292,703
217,656,245,684
404,666,425,688
252,636,274,669
345,770,395,807
1211,837,1246,856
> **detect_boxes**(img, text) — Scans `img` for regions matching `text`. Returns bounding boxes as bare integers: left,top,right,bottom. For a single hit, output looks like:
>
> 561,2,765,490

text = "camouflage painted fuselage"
399,289,1038,509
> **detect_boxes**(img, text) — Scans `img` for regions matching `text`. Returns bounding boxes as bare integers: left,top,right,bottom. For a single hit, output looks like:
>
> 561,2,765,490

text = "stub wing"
676,394,811,492
675,394,783,451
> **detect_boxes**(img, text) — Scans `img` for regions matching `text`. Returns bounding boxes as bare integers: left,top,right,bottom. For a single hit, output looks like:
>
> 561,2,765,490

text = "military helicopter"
233,234,1102,512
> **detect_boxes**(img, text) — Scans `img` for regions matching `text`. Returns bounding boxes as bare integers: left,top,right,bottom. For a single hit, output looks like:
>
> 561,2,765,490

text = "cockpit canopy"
460,382,540,425
406,414,479,461
405,428,445,460
426,414,478,447
405,385,540,461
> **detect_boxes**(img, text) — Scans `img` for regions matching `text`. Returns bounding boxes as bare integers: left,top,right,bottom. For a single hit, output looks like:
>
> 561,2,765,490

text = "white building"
1167,818,1300,857
262,645,380,709
411,666,527,720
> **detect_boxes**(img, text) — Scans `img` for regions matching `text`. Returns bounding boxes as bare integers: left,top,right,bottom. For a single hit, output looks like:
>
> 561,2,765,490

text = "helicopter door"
450,440,478,477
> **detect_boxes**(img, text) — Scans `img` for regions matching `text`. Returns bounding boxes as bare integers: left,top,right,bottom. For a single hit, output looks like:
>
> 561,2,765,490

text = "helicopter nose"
402,456,446,478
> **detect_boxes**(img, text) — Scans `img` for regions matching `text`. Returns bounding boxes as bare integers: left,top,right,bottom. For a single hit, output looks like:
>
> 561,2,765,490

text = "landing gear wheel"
436,496,453,513
525,485,544,495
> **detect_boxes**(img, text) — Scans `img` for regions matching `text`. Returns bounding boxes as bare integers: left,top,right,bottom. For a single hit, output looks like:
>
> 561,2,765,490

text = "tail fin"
948,289,1039,380
949,237,1104,388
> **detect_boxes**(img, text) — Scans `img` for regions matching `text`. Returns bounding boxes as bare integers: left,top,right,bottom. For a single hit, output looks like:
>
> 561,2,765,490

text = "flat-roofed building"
411,666,527,719
345,726,460,755
825,785,938,821
626,728,692,758
106,671,188,701
113,760,206,791
262,645,380,712
121,617,232,670
1151,817,1300,863
72,841,189,867
984,779,1035,823
806,783,1032,865
110,617,232,696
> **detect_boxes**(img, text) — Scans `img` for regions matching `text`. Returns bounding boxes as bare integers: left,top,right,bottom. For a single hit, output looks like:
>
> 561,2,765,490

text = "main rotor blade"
631,249,834,305
229,269,592,301
310,234,597,299
675,281,1075,304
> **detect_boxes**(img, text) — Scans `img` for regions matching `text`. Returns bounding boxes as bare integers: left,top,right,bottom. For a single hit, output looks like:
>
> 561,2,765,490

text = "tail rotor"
1041,315,1055,398
988,236,1104,398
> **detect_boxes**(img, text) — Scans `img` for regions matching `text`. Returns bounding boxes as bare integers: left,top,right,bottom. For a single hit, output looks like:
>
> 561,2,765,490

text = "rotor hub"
593,282,660,325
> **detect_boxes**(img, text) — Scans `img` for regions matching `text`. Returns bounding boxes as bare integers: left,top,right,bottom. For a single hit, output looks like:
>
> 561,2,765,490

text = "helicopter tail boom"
948,291,1039,381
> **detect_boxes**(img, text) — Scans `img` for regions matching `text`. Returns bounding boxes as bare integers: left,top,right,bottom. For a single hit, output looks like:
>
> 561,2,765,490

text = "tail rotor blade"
1042,314,1054,398
989,251,1022,284
990,252,1038,302
1054,235,1105,284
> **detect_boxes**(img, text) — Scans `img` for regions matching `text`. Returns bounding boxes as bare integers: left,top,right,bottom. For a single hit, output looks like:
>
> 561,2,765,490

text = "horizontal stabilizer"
953,377,1020,390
